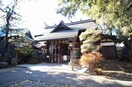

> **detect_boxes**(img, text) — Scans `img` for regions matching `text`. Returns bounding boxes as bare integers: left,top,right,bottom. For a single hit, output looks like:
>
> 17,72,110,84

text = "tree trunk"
124,38,132,62
1,0,19,58
2,22,9,57
129,36,132,62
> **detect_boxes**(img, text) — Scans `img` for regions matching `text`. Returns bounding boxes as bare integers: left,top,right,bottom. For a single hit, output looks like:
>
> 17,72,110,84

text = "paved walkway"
17,63,82,73
0,63,132,87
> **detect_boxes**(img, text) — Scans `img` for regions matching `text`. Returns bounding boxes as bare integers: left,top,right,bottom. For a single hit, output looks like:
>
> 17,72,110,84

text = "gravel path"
0,62,132,87
8,80,75,87
0,67,18,73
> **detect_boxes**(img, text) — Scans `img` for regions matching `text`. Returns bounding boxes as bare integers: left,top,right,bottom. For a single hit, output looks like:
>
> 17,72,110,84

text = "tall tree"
57,0,132,62
0,0,21,57
79,27,103,72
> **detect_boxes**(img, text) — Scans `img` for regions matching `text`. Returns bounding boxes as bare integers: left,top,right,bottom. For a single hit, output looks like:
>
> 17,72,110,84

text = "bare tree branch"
0,0,21,57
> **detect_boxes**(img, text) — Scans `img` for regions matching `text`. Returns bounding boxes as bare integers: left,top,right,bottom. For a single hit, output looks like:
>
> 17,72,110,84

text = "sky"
0,0,87,35
19,0,87,35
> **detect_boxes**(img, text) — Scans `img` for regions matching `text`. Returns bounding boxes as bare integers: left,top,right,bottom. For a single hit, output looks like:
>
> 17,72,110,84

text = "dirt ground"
102,60,132,81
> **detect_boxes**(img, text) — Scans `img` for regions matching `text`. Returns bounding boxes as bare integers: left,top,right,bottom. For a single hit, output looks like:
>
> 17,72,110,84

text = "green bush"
27,56,41,64
18,47,33,64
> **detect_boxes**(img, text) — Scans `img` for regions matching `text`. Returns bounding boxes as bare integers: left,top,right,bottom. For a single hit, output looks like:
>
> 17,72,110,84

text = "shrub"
80,51,103,72
17,47,33,64
27,56,41,64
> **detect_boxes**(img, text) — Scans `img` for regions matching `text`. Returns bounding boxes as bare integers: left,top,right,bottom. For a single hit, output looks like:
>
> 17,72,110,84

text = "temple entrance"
47,41,70,63
60,44,70,63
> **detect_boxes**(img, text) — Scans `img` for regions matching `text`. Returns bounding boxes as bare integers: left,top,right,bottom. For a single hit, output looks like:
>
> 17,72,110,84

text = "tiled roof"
34,19,97,41
45,19,95,29
35,30,78,41
68,22,97,30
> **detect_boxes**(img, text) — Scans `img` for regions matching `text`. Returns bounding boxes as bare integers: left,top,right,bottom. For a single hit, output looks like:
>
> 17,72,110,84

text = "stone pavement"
0,63,132,87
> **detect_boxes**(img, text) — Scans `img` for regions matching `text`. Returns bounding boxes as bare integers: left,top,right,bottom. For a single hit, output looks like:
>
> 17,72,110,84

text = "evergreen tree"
79,27,103,72
79,27,102,53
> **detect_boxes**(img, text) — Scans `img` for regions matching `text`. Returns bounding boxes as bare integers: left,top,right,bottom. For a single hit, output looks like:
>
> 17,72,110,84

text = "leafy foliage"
80,51,103,72
17,47,33,63
57,0,132,62
79,27,102,53
19,47,33,55
10,36,33,48
79,27,103,72
57,0,132,37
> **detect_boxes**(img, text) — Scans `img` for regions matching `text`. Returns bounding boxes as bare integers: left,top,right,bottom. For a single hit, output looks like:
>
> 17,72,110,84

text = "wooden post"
58,40,60,63
15,47,18,65
69,36,76,71
51,41,54,63
69,42,74,71
71,47,74,70
54,40,56,62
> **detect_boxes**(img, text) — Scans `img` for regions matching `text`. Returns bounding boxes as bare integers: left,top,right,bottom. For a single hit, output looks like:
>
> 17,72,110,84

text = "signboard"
73,48,81,58
100,42,114,46
63,55,67,61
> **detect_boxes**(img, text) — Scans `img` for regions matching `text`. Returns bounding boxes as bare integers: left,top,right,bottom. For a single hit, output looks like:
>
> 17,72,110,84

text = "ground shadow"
3,68,107,87
103,71,132,81
102,60,132,81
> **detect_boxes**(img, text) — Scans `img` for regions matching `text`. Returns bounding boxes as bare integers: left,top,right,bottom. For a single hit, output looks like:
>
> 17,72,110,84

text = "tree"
0,0,21,57
79,27,102,53
79,27,103,73
57,0,132,62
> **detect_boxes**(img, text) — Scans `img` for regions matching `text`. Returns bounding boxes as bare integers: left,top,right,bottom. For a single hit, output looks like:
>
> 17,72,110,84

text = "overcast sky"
20,0,88,35
1,0,87,35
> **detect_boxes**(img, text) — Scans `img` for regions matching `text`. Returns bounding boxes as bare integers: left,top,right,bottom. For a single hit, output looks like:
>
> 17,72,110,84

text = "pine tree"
79,27,102,53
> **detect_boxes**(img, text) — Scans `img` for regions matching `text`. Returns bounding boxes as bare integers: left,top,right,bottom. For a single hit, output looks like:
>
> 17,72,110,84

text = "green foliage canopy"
57,0,132,38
